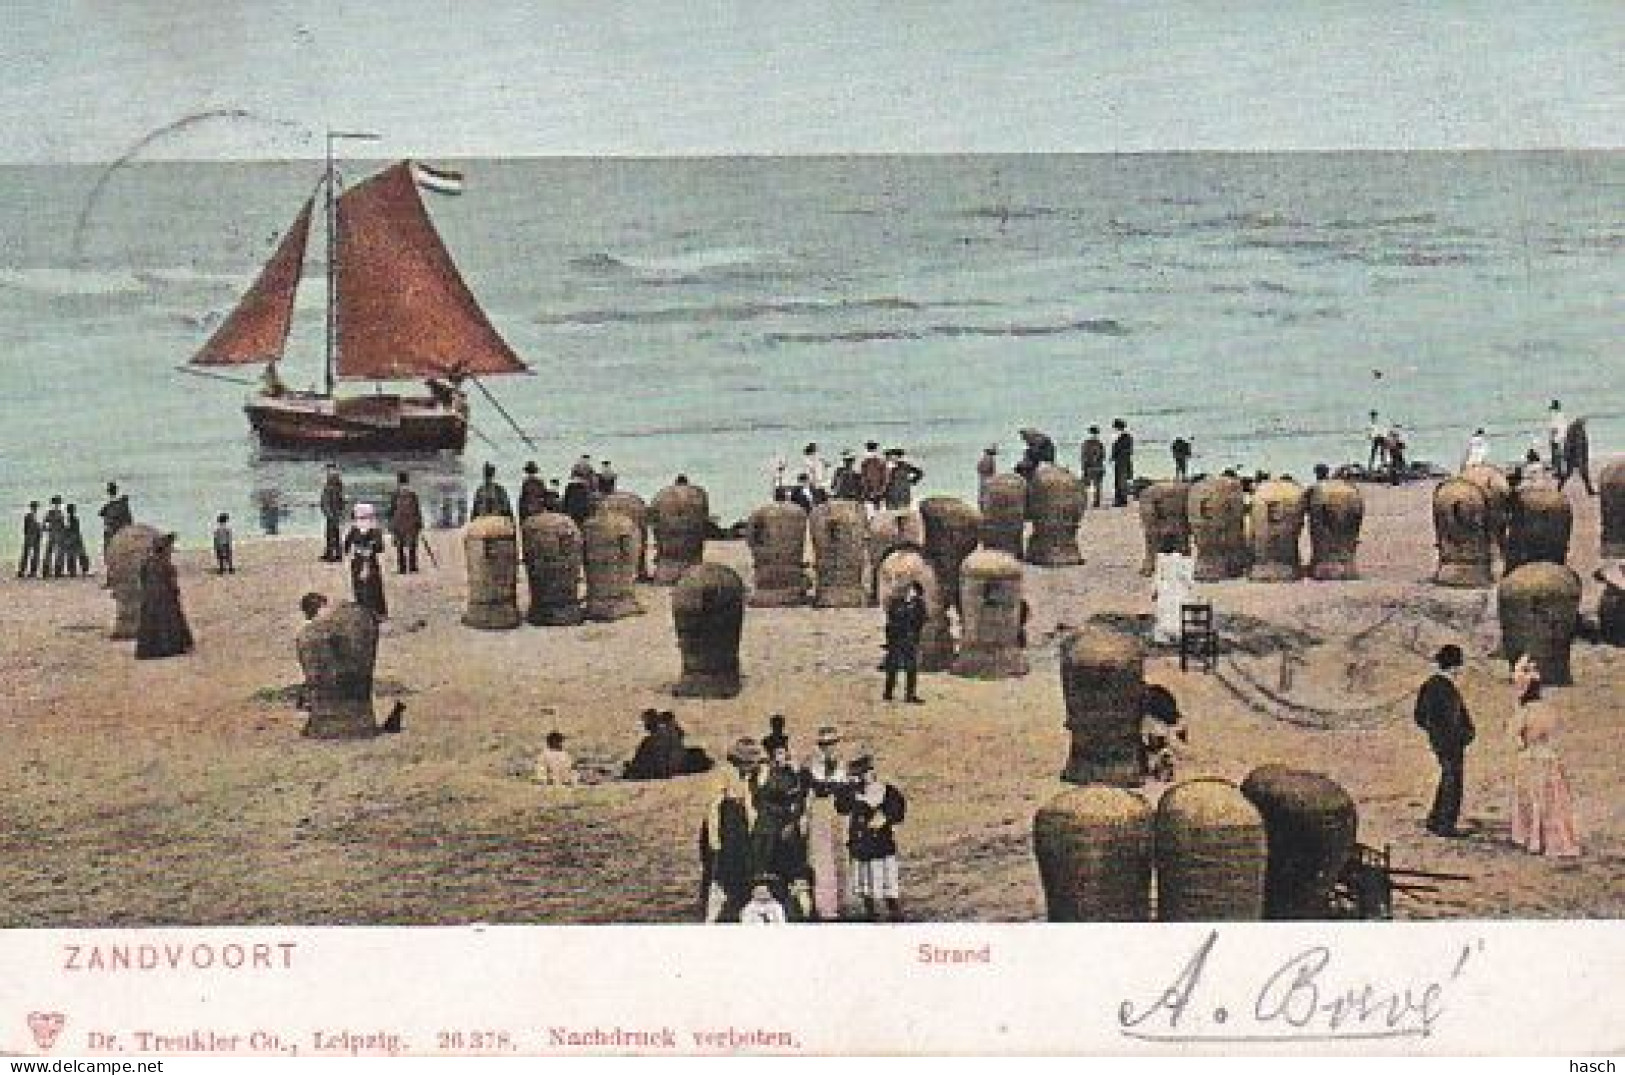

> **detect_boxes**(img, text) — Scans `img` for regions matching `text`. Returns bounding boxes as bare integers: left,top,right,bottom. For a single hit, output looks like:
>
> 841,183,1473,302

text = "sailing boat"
188,149,528,451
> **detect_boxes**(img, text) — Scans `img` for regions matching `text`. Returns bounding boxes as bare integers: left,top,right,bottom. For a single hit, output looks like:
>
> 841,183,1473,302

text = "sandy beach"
1,477,1619,926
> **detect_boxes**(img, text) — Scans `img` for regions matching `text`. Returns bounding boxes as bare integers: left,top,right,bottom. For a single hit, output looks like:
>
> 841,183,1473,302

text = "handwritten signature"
1119,930,1483,1044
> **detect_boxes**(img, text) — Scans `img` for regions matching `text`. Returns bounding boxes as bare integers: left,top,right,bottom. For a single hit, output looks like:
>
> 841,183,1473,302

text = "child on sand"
212,513,235,574
533,731,577,786
738,878,788,924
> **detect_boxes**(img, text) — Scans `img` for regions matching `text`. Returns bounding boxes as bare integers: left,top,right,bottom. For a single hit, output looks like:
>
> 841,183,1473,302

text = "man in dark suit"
17,501,41,578
882,581,928,704
41,497,66,578
319,465,346,562
386,472,424,574
1414,644,1476,837
1110,419,1135,506
470,462,514,520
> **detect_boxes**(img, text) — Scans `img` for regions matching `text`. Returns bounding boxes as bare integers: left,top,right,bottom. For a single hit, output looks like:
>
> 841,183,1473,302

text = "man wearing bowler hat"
1414,644,1476,837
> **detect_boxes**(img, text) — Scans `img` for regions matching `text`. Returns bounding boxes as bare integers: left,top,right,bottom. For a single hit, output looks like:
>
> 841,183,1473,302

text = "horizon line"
3,145,1621,167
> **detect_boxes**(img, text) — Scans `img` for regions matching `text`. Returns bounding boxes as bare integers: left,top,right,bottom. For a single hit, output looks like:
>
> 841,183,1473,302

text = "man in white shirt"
1546,400,1568,480
801,442,829,499
1462,428,1490,470
1366,410,1387,471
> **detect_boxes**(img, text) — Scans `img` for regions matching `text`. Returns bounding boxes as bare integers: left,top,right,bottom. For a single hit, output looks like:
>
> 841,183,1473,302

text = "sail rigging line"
469,420,503,451
176,365,256,386
468,375,538,451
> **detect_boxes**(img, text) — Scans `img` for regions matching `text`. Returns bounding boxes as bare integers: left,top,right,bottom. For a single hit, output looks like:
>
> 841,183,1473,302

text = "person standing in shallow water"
135,533,193,659
319,465,346,562
343,504,388,619
1170,437,1193,482
1414,644,1475,838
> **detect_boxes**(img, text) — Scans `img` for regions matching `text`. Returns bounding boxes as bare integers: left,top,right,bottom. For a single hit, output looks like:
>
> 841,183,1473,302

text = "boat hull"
246,393,468,452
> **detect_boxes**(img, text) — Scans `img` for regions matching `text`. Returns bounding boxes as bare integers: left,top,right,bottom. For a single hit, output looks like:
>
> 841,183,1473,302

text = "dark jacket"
830,464,861,500
320,477,345,521
470,480,514,520
517,477,548,519
837,783,907,861
1081,437,1106,475
99,495,132,537
1414,673,1475,756
387,488,424,538
1111,432,1135,467
1024,435,1057,472
884,594,928,653
883,462,924,509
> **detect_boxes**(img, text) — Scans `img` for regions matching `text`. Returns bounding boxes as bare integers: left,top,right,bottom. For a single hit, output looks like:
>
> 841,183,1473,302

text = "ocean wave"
960,205,1077,222
567,246,790,280
1324,212,1438,230
0,267,153,297
1349,248,1476,267
764,317,1127,347
535,296,931,328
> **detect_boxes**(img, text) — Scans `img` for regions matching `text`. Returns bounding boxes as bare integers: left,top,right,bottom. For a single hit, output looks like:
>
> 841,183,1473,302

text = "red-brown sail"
192,198,314,365
334,162,528,381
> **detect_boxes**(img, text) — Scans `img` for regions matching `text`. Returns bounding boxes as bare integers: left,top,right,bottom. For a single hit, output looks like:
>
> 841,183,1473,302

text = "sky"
3,1,1621,162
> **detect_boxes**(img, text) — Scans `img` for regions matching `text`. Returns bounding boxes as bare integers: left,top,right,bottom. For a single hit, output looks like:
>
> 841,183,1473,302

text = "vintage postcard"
1,1,1620,1060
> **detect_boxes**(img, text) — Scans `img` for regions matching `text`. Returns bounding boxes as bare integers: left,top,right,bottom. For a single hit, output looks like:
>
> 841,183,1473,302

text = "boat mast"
323,130,381,397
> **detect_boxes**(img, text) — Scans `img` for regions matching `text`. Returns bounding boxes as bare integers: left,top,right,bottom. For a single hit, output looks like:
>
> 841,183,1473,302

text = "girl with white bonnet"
342,502,388,619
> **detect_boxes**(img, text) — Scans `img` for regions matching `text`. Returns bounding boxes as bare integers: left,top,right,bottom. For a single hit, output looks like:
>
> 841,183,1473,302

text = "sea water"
0,152,1618,552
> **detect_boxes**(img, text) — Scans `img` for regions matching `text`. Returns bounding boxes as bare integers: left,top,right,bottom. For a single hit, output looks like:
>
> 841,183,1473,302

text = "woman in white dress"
798,725,855,921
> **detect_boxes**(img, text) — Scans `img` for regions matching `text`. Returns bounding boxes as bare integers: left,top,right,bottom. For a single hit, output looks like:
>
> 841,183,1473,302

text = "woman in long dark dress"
343,504,388,619
135,533,193,659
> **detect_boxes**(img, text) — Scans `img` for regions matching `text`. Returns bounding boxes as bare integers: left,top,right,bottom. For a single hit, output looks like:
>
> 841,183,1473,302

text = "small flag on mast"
411,161,464,196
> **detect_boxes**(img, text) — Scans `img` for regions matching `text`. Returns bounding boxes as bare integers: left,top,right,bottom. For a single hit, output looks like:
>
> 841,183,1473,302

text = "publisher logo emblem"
27,1011,66,1051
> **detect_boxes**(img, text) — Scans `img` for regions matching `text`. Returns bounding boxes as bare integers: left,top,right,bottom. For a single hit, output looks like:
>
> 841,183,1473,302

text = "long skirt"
351,558,388,619
135,591,193,659
805,805,848,920
1511,753,1581,857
